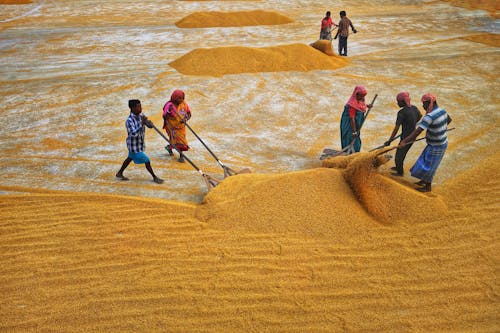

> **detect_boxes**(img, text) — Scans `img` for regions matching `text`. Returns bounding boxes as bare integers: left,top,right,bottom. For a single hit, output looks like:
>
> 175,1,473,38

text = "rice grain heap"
169,44,349,76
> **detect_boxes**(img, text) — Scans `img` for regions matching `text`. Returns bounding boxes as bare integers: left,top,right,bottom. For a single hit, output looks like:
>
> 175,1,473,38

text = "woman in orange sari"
162,90,191,163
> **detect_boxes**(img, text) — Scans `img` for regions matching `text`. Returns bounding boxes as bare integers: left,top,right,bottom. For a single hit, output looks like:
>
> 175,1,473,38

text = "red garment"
348,106,359,118
421,93,437,113
397,92,411,107
346,85,368,113
170,89,184,103
321,17,333,30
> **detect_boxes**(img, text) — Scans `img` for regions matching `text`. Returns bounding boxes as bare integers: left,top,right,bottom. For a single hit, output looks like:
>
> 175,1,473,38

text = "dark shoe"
177,156,185,163
391,172,403,177
417,186,431,192
165,146,173,156
153,177,164,184
415,180,426,186
390,167,398,171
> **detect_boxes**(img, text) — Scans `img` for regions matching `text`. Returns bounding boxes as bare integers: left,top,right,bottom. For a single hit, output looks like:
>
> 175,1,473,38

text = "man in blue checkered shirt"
116,99,164,184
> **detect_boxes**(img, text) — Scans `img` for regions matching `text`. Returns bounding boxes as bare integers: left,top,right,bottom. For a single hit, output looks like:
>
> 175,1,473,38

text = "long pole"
150,123,221,189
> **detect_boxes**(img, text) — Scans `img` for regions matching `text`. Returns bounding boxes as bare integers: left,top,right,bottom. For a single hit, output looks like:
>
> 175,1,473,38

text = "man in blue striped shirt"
399,93,452,192
116,99,164,184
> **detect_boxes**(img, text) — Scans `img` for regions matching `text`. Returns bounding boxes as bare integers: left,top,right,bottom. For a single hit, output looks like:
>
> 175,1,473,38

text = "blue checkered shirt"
125,113,145,153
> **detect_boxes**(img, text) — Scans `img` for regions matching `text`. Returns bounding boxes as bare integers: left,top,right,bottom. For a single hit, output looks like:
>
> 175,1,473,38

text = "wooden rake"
151,123,221,190
171,111,251,178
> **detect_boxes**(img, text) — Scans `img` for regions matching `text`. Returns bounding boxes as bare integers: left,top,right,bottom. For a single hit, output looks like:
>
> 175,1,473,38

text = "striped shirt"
125,113,145,153
418,107,449,146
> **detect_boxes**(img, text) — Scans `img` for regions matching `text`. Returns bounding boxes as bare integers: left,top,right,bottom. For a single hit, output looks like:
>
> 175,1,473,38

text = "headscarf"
396,92,411,107
421,93,436,113
163,89,189,119
346,85,367,112
170,89,185,104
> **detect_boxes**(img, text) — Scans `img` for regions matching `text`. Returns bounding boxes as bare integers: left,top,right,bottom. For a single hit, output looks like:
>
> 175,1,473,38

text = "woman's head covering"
170,90,185,104
396,92,411,107
347,85,367,112
421,93,436,113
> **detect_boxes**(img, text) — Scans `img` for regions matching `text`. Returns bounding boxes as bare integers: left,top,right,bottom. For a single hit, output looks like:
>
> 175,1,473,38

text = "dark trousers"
395,142,413,174
338,36,348,55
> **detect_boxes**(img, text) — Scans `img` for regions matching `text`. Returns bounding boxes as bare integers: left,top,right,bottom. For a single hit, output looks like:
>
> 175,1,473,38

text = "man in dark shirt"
385,92,422,176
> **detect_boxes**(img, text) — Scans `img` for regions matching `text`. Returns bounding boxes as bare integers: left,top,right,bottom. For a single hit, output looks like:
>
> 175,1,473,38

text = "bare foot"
153,177,164,184
116,174,129,181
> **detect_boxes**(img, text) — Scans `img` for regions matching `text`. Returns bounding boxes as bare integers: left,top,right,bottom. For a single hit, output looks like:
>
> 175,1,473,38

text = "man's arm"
385,124,401,145
350,20,357,33
399,127,423,147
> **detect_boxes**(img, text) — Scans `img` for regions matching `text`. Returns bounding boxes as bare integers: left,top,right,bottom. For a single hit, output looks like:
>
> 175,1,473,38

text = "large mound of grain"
310,39,335,56
443,0,499,18
196,168,375,239
1,154,499,332
462,33,500,47
322,151,448,223
0,0,32,4
175,10,293,28
169,44,349,76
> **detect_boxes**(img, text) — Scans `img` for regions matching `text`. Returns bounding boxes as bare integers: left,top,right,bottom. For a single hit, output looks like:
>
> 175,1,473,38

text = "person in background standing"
116,99,164,184
399,93,452,192
334,10,357,56
385,92,422,176
320,11,337,40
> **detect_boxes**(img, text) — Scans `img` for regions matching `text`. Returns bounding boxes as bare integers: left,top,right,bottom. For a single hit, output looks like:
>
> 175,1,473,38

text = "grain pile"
175,10,293,28
310,39,335,56
169,44,349,76
462,33,500,47
322,150,448,223
0,0,32,4
196,168,375,239
1,154,498,332
443,0,499,18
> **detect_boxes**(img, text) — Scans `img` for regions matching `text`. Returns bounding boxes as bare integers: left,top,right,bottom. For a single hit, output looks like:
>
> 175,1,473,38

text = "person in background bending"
334,10,357,56
320,11,337,40
385,92,422,176
399,93,452,192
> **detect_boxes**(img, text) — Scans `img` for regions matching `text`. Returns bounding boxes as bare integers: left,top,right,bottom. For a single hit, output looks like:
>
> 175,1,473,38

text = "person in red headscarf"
399,93,452,192
340,85,372,152
384,92,422,176
162,89,191,163
320,11,337,40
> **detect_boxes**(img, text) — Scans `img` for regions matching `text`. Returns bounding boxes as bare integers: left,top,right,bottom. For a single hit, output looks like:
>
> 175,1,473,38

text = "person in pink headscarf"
384,92,422,176
162,89,191,163
340,85,372,152
399,93,452,192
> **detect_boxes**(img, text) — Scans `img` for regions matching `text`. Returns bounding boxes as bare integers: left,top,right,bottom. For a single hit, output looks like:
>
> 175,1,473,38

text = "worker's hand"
352,131,359,138
353,29,357,34
367,103,373,109
145,120,153,128
384,140,391,146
